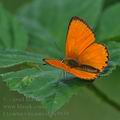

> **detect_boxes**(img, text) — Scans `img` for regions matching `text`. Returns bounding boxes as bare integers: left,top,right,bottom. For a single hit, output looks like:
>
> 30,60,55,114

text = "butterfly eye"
67,59,79,68
62,59,78,68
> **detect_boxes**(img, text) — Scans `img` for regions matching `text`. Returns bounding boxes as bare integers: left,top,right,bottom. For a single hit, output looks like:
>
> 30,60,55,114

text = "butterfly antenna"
61,59,64,63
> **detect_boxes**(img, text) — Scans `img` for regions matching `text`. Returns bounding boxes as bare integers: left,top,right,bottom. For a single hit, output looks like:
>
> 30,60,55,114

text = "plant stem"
86,83,120,111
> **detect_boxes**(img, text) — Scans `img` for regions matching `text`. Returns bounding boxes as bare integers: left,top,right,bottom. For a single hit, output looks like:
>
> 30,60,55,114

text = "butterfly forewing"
66,17,95,59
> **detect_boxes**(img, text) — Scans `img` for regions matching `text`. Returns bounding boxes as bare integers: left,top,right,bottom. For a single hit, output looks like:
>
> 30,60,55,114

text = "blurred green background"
0,0,120,120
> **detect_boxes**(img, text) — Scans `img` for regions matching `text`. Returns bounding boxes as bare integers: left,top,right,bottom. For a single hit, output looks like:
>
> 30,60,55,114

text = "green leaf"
41,77,84,113
1,60,85,113
97,3,120,41
0,49,43,68
17,0,103,57
0,4,28,49
104,0,120,9
94,67,120,108
0,48,83,113
0,49,45,75
1,68,62,100
107,41,120,66
41,82,73,113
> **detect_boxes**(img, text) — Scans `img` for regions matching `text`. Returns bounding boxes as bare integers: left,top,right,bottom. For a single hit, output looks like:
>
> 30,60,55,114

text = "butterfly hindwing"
78,43,109,72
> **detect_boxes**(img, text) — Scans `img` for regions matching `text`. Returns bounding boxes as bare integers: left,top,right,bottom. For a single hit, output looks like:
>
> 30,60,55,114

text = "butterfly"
43,16,109,80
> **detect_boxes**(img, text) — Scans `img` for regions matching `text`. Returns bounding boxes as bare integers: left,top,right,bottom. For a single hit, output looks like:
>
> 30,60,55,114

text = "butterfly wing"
78,43,109,72
44,59,98,80
66,16,95,59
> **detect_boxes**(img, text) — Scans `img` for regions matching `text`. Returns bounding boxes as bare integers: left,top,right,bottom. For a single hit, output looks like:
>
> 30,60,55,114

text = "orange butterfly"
43,16,109,80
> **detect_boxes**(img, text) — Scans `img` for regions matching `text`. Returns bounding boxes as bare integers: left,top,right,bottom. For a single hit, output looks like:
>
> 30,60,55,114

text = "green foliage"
17,0,103,56
98,3,120,41
0,49,43,68
107,42,120,66
0,50,83,113
0,4,28,49
97,3,120,67
104,0,120,9
0,0,120,114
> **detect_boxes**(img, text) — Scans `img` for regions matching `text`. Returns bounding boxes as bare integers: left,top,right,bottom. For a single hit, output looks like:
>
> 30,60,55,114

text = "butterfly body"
62,58,99,73
43,16,109,80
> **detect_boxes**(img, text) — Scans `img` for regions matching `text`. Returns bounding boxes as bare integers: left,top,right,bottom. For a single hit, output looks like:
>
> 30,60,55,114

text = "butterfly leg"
64,71,67,80
62,70,68,81
60,70,64,80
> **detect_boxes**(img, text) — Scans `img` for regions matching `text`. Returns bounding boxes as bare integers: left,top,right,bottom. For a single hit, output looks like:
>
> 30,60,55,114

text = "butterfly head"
62,58,79,68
